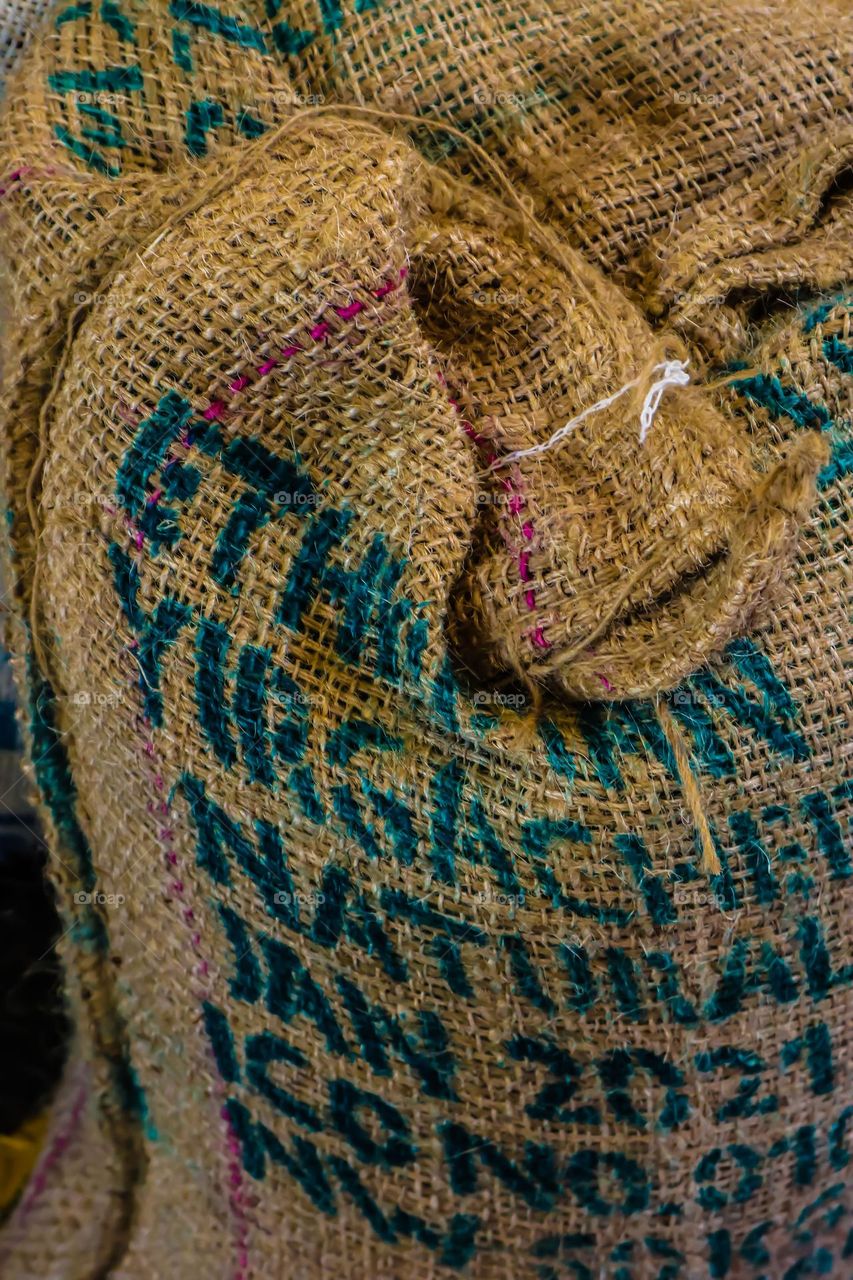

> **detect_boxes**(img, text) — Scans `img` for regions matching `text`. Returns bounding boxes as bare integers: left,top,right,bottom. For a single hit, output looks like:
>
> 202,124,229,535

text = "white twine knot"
491,358,690,468
638,358,691,443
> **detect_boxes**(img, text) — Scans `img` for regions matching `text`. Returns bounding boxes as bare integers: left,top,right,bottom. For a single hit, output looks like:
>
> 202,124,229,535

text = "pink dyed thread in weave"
103,267,412,1270
439,377,551,652
200,265,408,423
119,515,250,1277
13,1070,88,1228
140,265,409,527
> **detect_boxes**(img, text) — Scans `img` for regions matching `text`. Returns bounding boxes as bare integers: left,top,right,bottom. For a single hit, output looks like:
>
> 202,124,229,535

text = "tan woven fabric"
0,2,851,1277
0,0,51,83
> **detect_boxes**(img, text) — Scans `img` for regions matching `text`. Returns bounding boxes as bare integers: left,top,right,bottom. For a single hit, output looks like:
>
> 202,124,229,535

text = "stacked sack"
0,1,850,1276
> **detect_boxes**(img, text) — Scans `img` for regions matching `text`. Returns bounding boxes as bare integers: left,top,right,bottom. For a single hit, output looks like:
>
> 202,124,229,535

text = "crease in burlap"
0,2,851,1277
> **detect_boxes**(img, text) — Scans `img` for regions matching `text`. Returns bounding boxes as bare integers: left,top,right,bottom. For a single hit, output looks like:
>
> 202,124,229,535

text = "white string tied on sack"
491,358,690,468
638,358,691,443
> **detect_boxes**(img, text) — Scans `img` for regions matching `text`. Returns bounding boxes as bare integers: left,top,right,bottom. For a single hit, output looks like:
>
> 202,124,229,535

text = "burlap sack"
0,3,850,1277
0,0,50,81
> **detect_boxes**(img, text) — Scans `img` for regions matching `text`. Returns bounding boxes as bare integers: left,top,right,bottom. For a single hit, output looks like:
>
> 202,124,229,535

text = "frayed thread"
492,359,690,467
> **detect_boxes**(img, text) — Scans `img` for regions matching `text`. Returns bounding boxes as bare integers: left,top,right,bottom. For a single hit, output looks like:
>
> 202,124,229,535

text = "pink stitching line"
11,1067,88,1230
438,374,551,652
200,264,409,425
130,700,250,1278
139,265,411,528
120,546,249,1279
442,383,612,683
0,168,24,198
0,164,77,199
93,265,411,1259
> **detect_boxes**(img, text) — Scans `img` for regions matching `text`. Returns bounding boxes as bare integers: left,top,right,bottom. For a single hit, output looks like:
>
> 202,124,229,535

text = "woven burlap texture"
0,2,850,1278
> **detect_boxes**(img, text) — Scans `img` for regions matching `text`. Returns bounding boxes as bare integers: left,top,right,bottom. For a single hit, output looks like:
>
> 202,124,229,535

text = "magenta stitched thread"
0,165,78,199
96,264,410,1266
129,688,250,1278
200,264,408,424
440,378,617,681
140,264,410,529
0,167,37,198
119,263,558,676
117,511,250,1278
109,262,401,1245
0,1068,88,1273
223,1108,252,1276
0,168,23,197
438,374,551,652
12,1069,88,1229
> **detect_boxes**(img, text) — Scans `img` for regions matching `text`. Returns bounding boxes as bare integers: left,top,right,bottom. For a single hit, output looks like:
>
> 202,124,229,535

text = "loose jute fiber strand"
1,7,849,1274
657,697,722,876
23,105,812,883
21,100,694,675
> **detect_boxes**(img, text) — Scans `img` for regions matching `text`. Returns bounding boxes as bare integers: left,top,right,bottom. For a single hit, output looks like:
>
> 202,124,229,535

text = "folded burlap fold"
2,112,828,710
408,211,828,701
0,3,850,1278
635,127,853,363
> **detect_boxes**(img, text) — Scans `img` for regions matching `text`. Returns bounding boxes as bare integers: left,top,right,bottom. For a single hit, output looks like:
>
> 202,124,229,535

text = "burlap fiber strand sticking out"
0,1,850,1277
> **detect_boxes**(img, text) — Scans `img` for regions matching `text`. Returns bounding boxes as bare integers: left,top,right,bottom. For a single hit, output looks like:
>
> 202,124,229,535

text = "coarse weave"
0,0,50,82
0,2,850,1277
